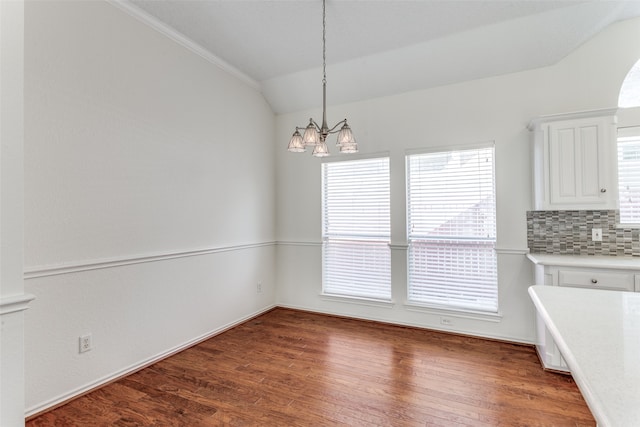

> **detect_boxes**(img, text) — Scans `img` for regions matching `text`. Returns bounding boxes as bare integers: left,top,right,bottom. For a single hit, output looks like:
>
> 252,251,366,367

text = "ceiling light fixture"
287,0,357,157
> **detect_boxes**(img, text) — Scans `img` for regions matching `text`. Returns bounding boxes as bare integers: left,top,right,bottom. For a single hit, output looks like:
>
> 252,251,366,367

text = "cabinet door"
548,118,609,206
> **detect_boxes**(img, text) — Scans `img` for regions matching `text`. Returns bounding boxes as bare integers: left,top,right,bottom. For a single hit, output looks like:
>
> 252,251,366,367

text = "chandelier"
287,0,357,157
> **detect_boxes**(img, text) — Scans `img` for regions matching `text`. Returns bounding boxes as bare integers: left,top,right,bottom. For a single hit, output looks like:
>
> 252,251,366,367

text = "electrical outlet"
440,317,453,326
592,228,603,242
257,282,262,293
79,334,92,353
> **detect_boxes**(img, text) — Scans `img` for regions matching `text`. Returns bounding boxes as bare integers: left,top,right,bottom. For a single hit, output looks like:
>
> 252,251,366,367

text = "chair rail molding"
24,241,276,279
0,293,36,315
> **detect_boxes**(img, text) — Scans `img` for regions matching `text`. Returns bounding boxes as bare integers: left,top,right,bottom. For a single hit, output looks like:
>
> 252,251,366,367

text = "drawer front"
558,270,635,291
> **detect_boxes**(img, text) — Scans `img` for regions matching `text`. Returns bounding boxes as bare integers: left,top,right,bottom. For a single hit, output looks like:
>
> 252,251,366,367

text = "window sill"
403,302,503,323
320,293,395,308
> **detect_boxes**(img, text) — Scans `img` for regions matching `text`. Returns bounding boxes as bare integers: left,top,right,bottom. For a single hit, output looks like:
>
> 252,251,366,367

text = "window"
322,157,391,300
618,58,640,108
406,145,498,312
618,127,640,225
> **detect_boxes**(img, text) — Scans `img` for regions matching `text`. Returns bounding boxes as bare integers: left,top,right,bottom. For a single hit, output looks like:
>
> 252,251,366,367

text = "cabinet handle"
591,279,598,284
600,188,607,193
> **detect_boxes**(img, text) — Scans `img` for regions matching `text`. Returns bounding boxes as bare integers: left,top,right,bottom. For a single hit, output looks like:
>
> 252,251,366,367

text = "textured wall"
1,1,29,425
23,0,276,415
527,210,640,256
276,16,640,344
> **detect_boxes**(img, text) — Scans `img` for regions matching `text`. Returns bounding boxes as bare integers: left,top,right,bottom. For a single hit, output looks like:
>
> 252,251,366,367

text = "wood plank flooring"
27,308,595,426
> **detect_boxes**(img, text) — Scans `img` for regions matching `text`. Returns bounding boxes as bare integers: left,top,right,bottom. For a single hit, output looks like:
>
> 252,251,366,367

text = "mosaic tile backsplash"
527,210,640,257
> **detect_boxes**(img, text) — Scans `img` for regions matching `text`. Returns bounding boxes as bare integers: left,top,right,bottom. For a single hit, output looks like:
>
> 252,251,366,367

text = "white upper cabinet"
529,109,618,210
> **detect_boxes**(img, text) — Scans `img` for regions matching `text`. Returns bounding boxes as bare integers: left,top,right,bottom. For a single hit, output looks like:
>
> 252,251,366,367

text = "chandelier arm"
286,0,357,156
295,119,321,133
325,119,348,134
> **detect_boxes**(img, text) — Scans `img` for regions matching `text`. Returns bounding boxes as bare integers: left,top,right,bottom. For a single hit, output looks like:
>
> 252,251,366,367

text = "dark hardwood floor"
27,308,594,426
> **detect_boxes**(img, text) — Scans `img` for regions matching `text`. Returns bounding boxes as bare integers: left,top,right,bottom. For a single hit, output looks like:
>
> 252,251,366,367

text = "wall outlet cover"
79,334,92,353
592,228,603,242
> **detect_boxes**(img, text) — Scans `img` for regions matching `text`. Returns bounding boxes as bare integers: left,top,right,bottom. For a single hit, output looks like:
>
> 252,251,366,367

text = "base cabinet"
530,257,639,372
535,310,569,371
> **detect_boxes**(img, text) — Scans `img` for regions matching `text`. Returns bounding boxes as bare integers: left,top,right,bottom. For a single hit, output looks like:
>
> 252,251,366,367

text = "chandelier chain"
322,0,326,84
286,0,357,156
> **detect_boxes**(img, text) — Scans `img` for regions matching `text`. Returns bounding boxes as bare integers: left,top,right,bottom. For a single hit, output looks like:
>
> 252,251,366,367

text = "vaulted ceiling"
117,0,640,113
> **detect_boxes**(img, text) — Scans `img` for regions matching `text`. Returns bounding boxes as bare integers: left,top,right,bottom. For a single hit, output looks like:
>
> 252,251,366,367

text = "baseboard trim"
276,302,535,346
25,302,536,420
24,304,277,419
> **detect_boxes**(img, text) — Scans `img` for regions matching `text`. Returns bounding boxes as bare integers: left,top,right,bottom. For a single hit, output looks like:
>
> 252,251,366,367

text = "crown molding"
527,108,618,131
106,0,260,91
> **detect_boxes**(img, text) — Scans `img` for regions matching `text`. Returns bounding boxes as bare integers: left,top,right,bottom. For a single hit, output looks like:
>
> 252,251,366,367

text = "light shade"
285,0,357,158
302,121,320,146
336,123,355,147
339,142,358,154
287,130,305,152
312,141,330,157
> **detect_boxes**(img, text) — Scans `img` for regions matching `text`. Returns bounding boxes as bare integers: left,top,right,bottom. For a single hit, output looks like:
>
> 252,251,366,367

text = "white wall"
23,1,276,416
275,18,640,343
1,2,34,426
19,2,640,420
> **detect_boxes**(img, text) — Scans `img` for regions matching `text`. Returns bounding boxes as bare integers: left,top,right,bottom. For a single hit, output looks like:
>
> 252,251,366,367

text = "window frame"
405,143,499,314
617,126,640,227
321,154,392,302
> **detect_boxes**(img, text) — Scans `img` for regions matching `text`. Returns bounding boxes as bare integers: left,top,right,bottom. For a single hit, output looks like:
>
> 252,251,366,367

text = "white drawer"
558,270,635,291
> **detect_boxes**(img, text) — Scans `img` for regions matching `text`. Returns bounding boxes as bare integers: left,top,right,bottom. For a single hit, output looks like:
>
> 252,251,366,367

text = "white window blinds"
322,157,391,300
618,128,640,225
406,146,498,312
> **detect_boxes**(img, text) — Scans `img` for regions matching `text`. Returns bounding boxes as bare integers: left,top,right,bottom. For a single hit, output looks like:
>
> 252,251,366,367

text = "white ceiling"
119,0,640,113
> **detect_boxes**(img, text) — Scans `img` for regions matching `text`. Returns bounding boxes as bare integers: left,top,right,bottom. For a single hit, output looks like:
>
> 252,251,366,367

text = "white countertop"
527,253,640,270
529,285,640,427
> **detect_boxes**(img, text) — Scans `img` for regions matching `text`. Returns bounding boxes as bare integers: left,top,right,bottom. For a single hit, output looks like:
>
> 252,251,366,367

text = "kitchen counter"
529,285,640,427
526,253,640,270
